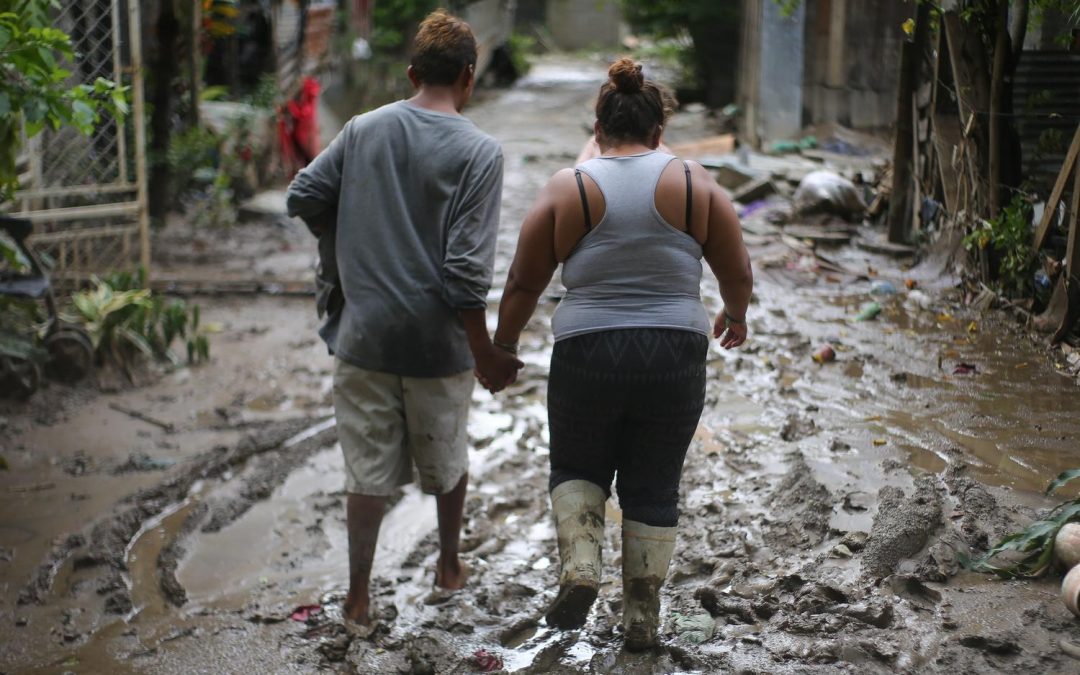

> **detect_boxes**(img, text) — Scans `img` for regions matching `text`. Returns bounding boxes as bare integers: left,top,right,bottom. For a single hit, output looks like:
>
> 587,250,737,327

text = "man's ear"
459,63,475,89
407,65,420,88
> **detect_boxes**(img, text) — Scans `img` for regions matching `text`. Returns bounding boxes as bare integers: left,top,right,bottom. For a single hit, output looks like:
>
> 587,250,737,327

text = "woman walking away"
487,58,753,650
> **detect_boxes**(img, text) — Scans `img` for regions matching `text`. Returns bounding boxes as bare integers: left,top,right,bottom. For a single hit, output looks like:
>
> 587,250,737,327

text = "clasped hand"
474,346,523,393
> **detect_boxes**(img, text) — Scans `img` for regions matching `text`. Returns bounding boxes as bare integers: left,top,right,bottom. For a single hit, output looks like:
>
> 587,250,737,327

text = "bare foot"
434,556,469,590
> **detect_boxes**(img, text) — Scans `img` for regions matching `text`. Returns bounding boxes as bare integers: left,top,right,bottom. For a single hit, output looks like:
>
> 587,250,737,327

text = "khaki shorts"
333,358,474,496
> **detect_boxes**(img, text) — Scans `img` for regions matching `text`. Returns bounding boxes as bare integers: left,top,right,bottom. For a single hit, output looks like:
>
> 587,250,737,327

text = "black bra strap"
575,169,593,231
683,160,693,230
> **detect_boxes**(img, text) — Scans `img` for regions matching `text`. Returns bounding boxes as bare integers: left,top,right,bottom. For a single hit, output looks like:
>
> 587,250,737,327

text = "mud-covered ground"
4,55,1080,674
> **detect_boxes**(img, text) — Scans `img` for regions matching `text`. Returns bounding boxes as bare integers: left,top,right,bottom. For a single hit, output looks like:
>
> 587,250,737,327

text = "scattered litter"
289,604,322,622
672,612,716,645
952,363,978,375
904,279,918,290
870,280,897,296
872,439,887,446
937,313,954,323
967,321,978,334
855,302,882,321
471,649,505,672
731,177,778,204
739,199,771,219
906,290,934,311
770,136,817,154
812,345,836,364
1015,362,1029,369
792,170,867,222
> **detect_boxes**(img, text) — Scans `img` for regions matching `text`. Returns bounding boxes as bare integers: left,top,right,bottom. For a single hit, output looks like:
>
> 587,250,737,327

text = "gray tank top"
551,151,710,341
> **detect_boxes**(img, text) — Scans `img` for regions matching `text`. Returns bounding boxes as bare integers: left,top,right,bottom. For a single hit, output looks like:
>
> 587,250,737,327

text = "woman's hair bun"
608,58,644,94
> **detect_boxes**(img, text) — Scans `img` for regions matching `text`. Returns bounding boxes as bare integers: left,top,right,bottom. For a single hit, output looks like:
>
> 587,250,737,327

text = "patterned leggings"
547,328,708,527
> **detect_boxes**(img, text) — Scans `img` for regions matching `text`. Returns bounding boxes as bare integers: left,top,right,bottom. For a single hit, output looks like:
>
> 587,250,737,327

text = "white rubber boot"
544,480,606,629
621,519,676,651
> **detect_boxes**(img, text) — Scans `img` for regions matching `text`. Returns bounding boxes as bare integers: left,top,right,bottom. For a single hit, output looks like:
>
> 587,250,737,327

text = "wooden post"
888,40,916,244
1051,166,1080,344
129,0,150,276
1032,124,1080,253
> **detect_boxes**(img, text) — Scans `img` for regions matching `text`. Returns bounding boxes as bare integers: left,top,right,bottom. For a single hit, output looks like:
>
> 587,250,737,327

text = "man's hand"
474,346,523,393
713,310,748,349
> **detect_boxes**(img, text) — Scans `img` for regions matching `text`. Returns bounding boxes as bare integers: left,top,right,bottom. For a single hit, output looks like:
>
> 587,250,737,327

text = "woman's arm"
493,173,564,349
699,167,753,348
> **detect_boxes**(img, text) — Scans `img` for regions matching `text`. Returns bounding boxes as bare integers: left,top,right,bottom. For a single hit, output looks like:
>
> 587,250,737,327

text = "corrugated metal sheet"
1012,50,1080,193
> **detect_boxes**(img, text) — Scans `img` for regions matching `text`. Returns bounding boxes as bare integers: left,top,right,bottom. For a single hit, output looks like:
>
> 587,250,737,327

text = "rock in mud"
861,478,942,579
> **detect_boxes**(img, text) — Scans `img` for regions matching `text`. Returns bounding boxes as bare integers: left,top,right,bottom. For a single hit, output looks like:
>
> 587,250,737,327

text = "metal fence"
10,0,148,281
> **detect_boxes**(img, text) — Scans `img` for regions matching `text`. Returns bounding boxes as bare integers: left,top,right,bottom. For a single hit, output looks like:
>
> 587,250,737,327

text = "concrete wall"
801,0,913,131
545,0,624,51
739,0,805,146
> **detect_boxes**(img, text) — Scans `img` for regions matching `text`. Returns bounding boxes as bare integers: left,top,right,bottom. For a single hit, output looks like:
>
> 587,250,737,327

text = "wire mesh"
14,0,147,280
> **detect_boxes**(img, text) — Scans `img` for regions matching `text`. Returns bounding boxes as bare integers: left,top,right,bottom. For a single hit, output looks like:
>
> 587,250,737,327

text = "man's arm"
286,121,350,235
442,147,521,391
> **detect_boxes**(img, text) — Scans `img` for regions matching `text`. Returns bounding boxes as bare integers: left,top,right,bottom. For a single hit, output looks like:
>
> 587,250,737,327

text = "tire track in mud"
14,416,336,647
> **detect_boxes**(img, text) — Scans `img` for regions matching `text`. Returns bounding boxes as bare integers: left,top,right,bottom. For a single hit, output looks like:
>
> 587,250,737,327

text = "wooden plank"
1033,124,1080,252
1052,165,1080,344
932,113,962,214
11,202,139,222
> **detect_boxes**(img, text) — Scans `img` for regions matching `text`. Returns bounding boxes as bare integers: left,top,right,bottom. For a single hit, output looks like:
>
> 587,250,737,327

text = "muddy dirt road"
4,55,1080,674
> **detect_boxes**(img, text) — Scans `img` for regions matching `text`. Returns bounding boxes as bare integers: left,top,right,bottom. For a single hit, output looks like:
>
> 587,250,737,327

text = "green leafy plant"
506,33,535,79
962,468,1080,578
962,193,1036,296
70,273,210,371
0,0,128,198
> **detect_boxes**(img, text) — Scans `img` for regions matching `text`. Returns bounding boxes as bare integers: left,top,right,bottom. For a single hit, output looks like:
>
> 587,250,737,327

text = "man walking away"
286,9,521,628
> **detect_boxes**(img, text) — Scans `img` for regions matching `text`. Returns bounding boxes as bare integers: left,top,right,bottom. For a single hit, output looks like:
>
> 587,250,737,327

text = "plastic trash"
870,280,897,296
673,612,716,645
854,302,882,321
289,604,322,622
472,649,505,672
953,363,977,375
905,290,933,311
792,170,868,222
813,345,836,363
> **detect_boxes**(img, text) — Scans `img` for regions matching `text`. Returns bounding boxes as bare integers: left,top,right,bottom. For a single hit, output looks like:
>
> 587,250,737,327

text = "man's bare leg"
434,472,468,589
345,493,388,624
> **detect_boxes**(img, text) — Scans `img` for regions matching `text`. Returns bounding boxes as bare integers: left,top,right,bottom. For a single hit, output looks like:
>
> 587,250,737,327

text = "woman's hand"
713,310,747,349
474,345,523,393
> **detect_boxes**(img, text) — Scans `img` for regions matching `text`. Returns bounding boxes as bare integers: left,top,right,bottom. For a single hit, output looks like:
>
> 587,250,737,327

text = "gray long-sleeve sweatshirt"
286,100,503,377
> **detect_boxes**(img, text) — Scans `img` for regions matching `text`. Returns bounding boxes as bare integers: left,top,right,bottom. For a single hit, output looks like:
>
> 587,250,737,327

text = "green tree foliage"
617,1,742,106
372,0,438,53
0,0,127,199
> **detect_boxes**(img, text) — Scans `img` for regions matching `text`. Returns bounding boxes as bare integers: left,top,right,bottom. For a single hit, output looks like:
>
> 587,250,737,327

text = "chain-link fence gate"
10,0,148,281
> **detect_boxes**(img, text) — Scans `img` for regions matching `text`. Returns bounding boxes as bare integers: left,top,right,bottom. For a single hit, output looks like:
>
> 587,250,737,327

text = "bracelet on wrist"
723,311,746,325
493,339,519,355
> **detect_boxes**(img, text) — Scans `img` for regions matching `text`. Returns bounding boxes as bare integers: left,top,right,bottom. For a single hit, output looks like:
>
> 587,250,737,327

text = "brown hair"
595,58,676,144
410,9,477,86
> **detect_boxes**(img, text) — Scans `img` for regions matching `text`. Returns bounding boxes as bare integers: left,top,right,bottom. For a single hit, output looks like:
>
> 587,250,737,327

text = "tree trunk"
148,0,179,220
989,0,1009,218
